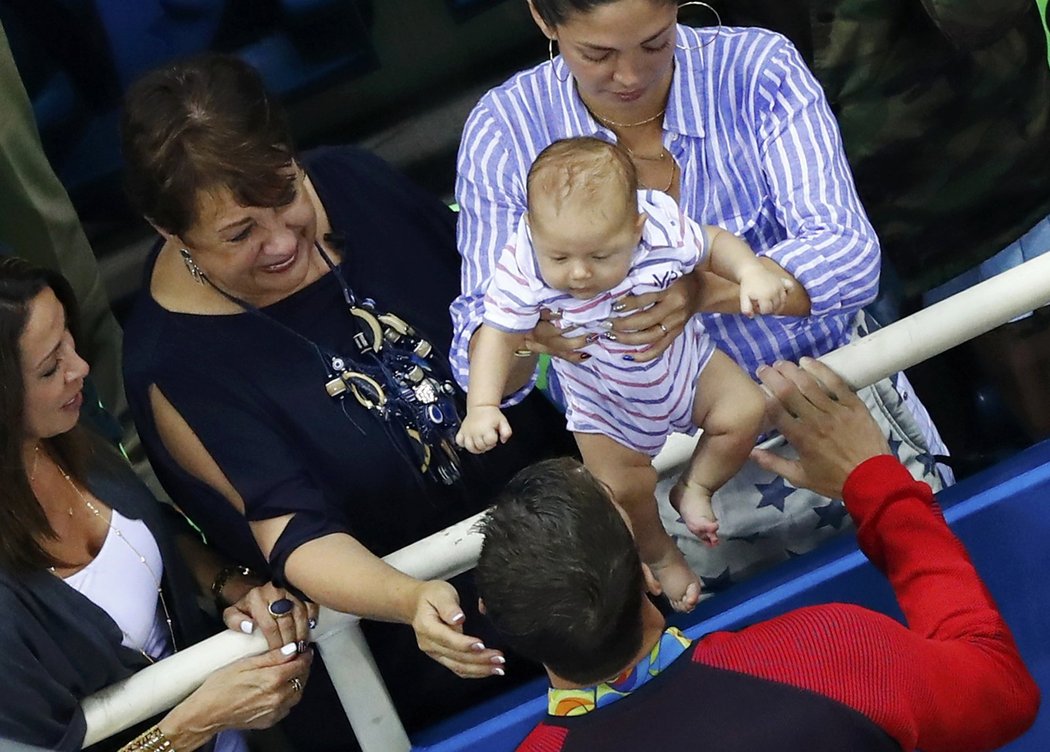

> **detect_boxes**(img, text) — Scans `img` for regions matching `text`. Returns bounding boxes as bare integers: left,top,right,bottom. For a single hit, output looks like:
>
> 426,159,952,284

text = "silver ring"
289,677,303,693
658,323,669,335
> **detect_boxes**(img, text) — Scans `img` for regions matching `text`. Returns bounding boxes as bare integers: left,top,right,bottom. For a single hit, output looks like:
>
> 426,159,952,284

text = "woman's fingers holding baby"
526,311,590,363
607,277,696,362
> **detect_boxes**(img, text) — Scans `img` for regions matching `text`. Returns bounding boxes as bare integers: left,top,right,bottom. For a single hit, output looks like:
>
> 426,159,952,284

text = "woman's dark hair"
532,0,676,28
0,256,91,573
120,53,298,238
476,457,645,685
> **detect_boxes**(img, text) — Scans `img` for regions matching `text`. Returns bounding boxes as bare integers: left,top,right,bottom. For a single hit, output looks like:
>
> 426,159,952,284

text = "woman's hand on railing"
223,582,317,651
411,580,506,678
154,642,314,749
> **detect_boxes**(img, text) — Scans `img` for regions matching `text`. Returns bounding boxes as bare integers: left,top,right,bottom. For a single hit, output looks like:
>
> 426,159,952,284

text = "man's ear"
477,597,488,616
526,0,556,40
641,562,662,597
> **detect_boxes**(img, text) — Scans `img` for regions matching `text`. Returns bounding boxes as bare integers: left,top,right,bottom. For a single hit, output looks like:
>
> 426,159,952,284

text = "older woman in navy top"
120,55,573,750
452,0,950,597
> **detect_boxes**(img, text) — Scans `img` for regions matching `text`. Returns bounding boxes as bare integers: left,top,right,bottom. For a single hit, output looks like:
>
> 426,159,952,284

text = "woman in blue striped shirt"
452,0,950,592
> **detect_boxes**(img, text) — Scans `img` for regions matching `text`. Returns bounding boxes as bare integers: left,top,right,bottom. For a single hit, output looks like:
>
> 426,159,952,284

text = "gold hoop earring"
179,248,206,285
676,1,722,51
548,37,570,82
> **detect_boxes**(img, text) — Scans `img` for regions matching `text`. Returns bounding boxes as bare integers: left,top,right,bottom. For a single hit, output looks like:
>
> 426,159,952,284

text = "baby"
457,137,792,611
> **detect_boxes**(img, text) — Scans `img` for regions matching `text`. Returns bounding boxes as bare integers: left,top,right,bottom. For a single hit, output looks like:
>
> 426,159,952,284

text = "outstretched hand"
751,358,890,499
412,580,506,679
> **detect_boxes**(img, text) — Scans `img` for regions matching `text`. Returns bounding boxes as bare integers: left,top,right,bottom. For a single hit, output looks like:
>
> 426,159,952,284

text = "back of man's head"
476,457,645,685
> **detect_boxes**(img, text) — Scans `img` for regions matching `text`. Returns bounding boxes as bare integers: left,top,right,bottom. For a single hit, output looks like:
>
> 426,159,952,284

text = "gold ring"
289,677,303,693
513,348,533,358
658,323,669,335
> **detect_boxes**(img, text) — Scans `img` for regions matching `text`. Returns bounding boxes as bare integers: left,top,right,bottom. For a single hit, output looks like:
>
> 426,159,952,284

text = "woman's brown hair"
0,256,91,573
531,0,676,28
120,53,298,238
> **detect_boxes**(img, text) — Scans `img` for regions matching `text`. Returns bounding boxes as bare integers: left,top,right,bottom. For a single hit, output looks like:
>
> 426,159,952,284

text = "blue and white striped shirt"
452,25,879,396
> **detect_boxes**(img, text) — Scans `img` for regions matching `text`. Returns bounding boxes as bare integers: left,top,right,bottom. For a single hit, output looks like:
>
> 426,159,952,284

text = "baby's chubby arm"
703,226,796,316
456,324,522,454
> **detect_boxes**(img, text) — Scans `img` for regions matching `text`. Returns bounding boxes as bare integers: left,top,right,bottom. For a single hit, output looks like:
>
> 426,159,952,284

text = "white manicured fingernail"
281,642,298,656
471,642,486,652
240,620,254,634
492,667,505,677
451,612,465,624
491,655,506,665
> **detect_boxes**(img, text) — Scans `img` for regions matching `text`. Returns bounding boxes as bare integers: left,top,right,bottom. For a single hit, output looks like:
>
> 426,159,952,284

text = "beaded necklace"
38,449,177,663
198,239,464,487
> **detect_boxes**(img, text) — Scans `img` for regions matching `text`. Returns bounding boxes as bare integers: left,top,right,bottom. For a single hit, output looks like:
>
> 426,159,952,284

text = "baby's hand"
738,266,794,316
456,406,512,454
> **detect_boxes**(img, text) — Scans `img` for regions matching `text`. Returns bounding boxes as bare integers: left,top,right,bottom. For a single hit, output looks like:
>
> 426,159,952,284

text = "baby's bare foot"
670,481,720,547
648,545,702,613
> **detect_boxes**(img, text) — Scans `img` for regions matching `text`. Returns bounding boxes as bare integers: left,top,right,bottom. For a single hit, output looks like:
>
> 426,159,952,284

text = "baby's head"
526,137,645,299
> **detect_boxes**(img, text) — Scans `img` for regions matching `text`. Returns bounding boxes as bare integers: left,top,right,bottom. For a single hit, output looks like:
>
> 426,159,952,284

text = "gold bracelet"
211,564,257,609
119,724,174,751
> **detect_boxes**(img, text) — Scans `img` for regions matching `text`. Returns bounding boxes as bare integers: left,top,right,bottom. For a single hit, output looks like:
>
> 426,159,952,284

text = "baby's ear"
477,597,488,616
635,212,648,236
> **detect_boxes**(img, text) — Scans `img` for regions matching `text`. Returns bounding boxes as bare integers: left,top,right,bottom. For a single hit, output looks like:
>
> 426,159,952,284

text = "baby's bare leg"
671,350,765,546
576,432,701,613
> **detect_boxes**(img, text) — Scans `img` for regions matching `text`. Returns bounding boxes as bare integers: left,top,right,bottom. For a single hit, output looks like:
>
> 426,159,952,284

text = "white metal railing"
81,251,1050,750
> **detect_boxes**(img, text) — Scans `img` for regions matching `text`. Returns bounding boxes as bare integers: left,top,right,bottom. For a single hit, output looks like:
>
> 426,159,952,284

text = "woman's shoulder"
466,59,566,134
678,24,797,74
674,24,807,106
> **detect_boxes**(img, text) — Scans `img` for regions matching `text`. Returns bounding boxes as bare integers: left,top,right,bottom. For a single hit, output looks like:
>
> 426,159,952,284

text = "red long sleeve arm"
694,456,1039,751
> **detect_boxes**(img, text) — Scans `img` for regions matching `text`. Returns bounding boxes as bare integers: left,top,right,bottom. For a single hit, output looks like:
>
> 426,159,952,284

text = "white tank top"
64,509,170,660
62,511,250,752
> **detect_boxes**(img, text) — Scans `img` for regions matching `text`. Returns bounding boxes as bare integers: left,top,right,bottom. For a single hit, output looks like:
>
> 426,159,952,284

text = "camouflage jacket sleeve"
918,0,1033,48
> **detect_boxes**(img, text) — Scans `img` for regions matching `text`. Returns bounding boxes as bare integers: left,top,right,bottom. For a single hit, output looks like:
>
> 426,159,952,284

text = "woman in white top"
0,255,313,751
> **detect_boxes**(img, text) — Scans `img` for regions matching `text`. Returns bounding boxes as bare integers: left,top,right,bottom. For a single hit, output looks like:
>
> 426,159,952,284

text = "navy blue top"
124,145,571,575
123,146,571,744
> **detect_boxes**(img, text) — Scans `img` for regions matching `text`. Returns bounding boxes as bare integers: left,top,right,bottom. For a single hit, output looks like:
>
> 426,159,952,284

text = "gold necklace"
624,146,667,162
31,445,73,517
657,158,678,193
51,465,178,663
623,146,677,193
30,444,41,483
592,107,666,129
